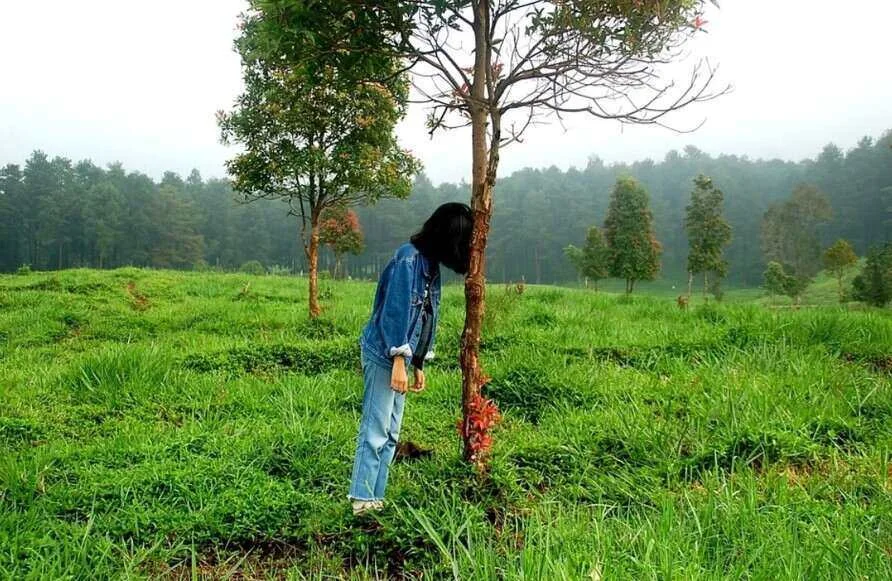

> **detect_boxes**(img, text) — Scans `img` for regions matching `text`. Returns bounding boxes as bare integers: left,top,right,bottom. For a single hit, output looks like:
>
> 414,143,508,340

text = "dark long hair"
410,202,473,274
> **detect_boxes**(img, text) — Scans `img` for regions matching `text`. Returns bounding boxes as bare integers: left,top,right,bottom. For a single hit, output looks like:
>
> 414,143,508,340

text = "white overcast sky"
1,0,890,185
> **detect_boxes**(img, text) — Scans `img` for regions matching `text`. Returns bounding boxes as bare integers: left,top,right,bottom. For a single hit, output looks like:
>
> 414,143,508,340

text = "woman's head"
411,202,473,274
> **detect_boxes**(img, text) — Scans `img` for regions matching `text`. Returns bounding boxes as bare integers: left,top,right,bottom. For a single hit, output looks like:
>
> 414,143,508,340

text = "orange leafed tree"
319,206,364,279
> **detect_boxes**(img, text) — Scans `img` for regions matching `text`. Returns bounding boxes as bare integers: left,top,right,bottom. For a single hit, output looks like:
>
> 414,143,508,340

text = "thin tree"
218,4,420,317
763,260,807,304
684,174,731,300
822,239,858,303
763,261,787,298
761,183,833,304
604,176,662,294
852,243,892,307
565,226,609,290
362,0,723,467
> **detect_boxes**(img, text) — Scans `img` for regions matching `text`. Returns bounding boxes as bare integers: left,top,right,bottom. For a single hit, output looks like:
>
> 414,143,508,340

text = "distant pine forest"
1,131,889,287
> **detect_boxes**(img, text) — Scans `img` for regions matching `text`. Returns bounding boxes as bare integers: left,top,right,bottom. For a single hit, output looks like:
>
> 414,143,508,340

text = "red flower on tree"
457,383,501,472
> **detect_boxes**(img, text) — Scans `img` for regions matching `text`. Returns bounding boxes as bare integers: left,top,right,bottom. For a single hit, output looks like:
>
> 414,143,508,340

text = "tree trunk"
837,274,844,303
459,0,497,467
703,271,709,304
687,271,693,298
334,253,343,280
534,244,541,284
307,214,321,318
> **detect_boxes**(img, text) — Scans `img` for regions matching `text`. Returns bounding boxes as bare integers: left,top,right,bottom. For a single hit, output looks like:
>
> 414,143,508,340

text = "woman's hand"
409,368,426,393
391,356,408,394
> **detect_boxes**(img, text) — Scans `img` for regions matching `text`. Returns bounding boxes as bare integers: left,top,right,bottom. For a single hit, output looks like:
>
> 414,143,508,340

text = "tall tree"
565,226,609,290
146,185,204,269
321,0,723,467
604,176,662,293
218,2,420,317
684,174,732,299
822,239,858,303
319,206,365,278
83,181,124,269
21,152,60,268
761,183,833,300
0,165,24,271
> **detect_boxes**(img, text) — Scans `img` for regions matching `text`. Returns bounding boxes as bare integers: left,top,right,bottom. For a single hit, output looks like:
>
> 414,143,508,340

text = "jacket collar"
418,249,438,282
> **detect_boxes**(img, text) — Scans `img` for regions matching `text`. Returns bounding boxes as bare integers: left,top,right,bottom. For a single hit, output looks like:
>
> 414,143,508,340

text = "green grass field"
1,269,890,579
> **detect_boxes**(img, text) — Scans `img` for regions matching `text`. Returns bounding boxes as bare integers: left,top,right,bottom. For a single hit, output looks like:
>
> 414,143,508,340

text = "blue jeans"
348,351,406,501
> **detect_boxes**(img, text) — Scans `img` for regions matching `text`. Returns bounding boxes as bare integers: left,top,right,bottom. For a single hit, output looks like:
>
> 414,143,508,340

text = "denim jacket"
360,242,441,369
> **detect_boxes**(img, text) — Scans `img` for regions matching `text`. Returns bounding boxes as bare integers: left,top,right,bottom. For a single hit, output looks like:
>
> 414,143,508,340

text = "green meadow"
1,269,890,579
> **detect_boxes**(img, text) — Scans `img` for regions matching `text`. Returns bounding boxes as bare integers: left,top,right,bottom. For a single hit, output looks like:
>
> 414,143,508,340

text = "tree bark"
687,271,693,298
307,212,322,318
459,0,497,465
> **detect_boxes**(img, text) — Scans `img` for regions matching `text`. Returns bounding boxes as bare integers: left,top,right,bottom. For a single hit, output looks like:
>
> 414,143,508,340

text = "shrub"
239,260,266,276
851,243,891,307
16,264,32,276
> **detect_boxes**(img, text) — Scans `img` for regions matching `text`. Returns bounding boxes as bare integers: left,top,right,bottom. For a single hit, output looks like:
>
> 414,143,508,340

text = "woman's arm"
391,356,409,394
377,257,416,361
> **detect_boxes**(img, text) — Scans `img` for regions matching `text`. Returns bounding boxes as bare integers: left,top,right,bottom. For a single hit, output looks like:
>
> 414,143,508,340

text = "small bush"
240,260,266,276
16,264,32,276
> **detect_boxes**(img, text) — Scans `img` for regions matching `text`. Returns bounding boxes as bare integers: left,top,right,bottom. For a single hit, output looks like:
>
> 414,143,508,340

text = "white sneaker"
351,500,384,516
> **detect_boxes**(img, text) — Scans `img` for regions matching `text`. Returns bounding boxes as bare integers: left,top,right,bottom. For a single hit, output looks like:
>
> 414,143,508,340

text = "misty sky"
1,0,890,185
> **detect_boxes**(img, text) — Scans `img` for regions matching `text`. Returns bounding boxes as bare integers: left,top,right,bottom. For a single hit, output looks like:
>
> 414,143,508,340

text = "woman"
349,202,472,515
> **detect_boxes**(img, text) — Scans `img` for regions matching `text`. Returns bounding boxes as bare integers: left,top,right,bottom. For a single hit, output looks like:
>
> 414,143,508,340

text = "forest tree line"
1,131,889,286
